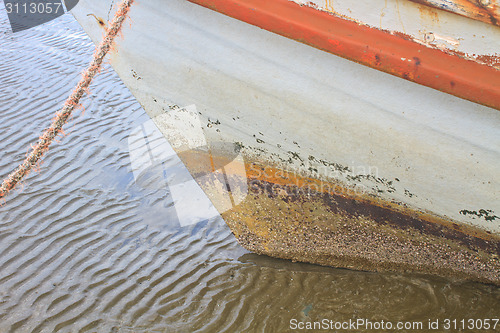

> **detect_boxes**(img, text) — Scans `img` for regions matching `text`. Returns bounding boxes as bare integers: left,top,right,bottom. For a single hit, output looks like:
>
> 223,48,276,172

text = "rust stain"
380,0,388,28
394,0,407,33
188,0,500,110
176,147,499,284
409,0,500,27
223,180,500,285
179,149,498,246
324,0,334,13
241,162,499,245
418,3,440,23
87,13,107,28
475,54,500,67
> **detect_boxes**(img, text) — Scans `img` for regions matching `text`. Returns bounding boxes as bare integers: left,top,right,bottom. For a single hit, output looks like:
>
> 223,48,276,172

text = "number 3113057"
5,2,63,14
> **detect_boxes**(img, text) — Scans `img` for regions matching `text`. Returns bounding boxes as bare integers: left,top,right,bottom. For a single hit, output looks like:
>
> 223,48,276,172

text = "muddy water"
0,10,498,333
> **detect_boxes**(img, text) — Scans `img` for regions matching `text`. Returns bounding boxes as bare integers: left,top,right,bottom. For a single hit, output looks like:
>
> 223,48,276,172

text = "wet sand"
0,10,498,333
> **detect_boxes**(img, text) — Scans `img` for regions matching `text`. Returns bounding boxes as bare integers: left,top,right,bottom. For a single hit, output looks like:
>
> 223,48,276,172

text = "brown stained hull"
179,149,500,285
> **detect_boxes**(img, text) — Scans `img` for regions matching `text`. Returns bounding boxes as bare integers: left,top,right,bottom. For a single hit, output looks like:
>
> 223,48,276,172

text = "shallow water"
0,10,498,333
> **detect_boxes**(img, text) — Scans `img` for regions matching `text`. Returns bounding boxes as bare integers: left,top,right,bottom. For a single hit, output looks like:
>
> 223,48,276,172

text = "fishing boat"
72,0,500,284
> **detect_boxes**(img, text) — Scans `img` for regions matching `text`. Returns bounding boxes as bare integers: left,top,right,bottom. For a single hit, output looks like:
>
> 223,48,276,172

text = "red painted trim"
187,0,500,110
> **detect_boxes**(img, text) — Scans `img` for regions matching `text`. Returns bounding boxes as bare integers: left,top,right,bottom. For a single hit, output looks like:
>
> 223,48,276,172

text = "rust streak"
87,14,107,28
418,3,440,23
179,149,499,246
177,147,499,284
409,0,500,26
243,162,499,246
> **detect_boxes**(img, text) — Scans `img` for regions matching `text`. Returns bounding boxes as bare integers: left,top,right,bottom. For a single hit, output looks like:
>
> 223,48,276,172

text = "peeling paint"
188,0,500,109
292,0,500,73
409,0,500,27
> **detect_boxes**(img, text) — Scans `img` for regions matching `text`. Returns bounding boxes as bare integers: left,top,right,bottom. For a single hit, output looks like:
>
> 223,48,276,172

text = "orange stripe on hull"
188,0,500,110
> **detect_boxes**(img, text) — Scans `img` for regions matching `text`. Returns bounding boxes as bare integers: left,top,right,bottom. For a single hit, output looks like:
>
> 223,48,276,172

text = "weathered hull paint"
72,0,500,284
183,153,500,284
226,179,499,285
294,0,500,67
187,0,500,110
408,0,500,27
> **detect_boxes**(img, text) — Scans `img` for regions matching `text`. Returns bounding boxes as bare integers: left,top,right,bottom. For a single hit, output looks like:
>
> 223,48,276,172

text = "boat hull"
72,0,500,284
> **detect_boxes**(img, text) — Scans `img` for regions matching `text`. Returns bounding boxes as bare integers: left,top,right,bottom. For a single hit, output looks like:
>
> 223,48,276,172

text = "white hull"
72,0,500,283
